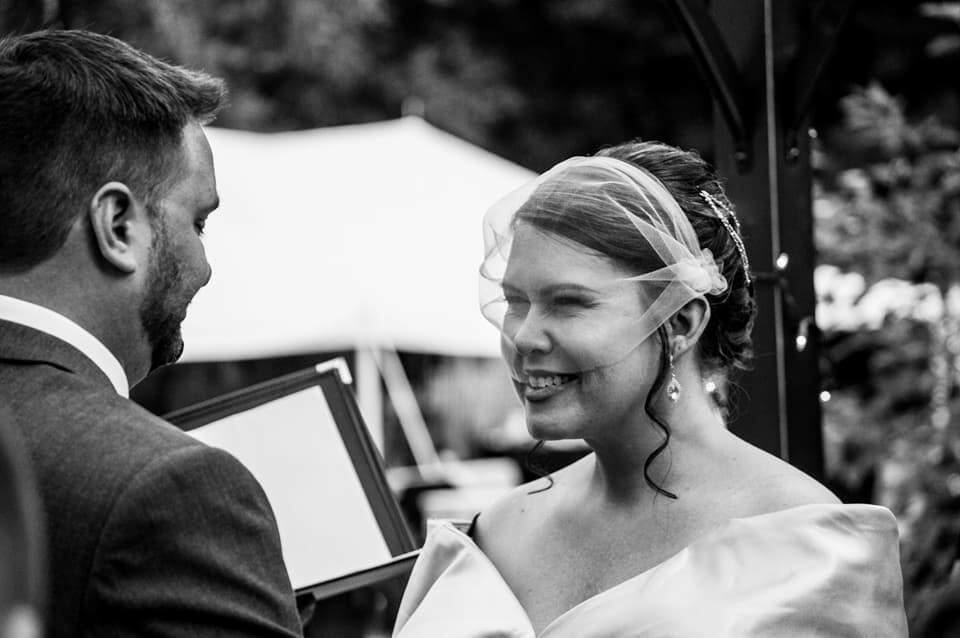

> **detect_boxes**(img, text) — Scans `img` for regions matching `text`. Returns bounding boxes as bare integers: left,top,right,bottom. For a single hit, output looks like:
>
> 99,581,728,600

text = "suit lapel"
0,319,113,391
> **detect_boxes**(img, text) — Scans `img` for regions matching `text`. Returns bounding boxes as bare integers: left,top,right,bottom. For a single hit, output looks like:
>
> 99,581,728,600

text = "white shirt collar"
0,294,130,397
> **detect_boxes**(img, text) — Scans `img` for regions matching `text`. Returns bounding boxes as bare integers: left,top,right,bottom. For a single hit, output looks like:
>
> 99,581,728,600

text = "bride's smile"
499,222,660,442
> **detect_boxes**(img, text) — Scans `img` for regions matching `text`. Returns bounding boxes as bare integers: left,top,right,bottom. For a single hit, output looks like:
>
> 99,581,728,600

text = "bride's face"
500,223,660,441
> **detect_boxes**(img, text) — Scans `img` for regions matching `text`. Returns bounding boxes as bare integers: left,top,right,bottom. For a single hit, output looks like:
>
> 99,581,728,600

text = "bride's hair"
595,141,756,377
519,140,756,497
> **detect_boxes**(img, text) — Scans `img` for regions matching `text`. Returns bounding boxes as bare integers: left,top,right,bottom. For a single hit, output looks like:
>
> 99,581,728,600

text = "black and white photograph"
3,1,959,636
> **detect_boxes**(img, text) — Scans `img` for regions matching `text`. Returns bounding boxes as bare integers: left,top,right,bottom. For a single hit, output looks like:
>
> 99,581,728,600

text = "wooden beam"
785,0,856,136
662,0,753,166
665,0,827,478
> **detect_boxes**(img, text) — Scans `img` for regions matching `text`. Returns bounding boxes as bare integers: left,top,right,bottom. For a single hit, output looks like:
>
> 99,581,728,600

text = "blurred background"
4,0,960,635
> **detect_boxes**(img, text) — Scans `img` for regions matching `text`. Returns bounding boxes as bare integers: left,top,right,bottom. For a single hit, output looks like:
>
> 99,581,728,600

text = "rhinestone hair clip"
699,189,750,280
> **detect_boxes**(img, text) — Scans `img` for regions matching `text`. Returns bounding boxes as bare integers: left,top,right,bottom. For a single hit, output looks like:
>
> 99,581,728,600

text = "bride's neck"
585,386,726,506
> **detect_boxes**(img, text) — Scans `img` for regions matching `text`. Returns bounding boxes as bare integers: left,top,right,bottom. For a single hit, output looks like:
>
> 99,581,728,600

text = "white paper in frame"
164,358,418,599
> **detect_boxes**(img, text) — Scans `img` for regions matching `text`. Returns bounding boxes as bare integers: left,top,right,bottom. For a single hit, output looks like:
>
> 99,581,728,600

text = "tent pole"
355,346,384,453
373,348,446,482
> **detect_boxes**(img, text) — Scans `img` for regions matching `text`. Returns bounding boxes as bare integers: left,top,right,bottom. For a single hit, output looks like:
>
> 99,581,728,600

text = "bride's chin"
524,413,579,442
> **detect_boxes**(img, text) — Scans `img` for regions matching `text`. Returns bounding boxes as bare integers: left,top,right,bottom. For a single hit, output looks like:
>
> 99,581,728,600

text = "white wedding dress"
393,503,907,637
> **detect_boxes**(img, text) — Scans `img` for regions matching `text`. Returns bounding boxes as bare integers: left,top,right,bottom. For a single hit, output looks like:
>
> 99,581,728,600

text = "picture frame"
164,358,418,599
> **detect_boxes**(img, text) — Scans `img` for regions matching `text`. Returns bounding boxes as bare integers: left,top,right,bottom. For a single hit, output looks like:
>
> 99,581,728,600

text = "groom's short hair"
0,29,227,271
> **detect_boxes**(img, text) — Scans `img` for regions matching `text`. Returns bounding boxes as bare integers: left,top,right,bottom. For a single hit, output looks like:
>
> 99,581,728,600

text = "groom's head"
0,30,227,384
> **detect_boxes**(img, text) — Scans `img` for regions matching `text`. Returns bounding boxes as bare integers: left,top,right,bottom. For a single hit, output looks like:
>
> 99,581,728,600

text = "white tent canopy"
180,116,534,362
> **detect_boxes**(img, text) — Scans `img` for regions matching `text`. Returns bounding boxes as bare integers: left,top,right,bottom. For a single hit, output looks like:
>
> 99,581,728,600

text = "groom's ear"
668,298,710,357
87,181,151,274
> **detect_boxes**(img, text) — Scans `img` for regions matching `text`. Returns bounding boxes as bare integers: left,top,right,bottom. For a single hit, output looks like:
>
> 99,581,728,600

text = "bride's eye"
550,295,593,312
504,294,529,313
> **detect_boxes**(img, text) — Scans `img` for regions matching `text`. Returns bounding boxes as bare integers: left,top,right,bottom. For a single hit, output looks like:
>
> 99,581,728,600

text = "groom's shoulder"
13,370,216,492
53,378,198,455
81,393,225,483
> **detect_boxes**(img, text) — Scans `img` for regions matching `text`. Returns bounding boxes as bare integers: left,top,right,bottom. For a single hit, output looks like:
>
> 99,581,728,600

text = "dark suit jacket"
0,320,304,637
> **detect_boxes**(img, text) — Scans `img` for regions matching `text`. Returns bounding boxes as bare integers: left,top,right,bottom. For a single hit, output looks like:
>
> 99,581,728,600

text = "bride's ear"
667,298,710,357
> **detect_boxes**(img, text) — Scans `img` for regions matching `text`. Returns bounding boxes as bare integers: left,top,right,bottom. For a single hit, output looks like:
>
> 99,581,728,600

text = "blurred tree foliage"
4,0,958,170
816,78,960,626
813,5,960,617
4,0,716,169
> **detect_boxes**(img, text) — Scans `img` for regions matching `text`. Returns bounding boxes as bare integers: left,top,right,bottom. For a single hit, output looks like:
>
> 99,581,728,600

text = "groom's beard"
139,219,188,372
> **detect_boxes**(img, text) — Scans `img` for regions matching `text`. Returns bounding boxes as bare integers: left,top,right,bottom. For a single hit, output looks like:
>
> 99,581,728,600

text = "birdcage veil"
479,155,728,380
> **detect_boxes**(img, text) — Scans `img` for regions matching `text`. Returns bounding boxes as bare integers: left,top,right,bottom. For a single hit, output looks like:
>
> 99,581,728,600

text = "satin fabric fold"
393,504,907,638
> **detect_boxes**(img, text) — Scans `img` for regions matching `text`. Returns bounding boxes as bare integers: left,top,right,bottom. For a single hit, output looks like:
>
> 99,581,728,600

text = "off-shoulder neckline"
430,502,895,637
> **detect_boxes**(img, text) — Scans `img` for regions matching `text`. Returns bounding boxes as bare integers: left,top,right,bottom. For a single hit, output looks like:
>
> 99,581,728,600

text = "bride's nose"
506,309,552,356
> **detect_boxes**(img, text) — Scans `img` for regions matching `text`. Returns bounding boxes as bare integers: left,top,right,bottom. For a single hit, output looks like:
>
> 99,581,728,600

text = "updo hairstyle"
595,141,756,377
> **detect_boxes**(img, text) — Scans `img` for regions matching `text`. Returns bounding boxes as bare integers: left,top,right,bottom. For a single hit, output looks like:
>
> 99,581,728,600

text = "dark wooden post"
664,0,854,479
712,0,783,459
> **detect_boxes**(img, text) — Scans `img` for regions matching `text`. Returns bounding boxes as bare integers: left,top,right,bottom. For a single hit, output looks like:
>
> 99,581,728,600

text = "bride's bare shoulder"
473,455,589,552
730,439,841,513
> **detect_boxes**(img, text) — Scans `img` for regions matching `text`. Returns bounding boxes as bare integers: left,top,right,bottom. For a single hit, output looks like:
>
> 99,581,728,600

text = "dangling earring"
666,348,681,402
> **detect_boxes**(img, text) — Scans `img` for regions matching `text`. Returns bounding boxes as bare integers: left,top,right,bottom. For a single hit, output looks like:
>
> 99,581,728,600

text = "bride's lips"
517,370,580,402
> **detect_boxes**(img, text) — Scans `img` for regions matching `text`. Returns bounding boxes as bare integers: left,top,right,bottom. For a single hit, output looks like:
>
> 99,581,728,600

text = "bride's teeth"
528,375,564,388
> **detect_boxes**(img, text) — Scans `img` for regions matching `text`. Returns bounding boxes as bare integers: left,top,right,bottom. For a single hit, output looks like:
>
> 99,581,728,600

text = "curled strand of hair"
643,327,678,500
524,440,555,495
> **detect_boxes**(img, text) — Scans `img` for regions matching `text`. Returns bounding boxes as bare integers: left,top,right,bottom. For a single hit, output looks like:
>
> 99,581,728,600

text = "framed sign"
164,358,417,599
